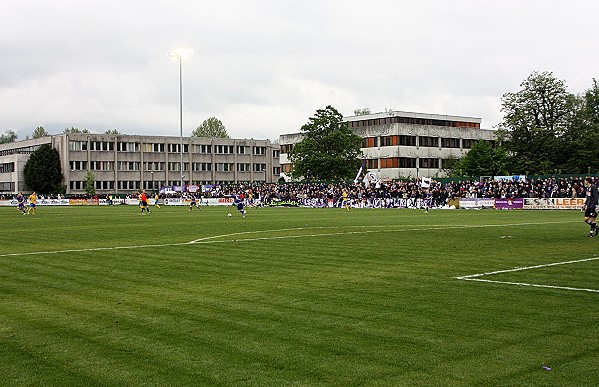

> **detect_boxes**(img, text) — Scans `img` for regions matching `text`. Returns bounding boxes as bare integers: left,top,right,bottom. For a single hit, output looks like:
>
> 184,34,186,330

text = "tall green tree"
289,105,363,181
0,130,17,144
561,79,599,173
452,141,510,177
498,71,576,174
32,126,49,139
192,117,229,138
64,127,90,134
84,171,96,195
105,129,120,135
23,144,63,194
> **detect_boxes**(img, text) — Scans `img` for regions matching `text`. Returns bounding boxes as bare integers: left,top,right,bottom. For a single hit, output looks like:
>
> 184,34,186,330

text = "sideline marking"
0,220,579,258
456,256,599,293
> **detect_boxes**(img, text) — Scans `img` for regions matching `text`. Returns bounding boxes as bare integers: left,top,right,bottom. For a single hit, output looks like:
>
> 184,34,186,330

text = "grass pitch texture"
0,206,597,386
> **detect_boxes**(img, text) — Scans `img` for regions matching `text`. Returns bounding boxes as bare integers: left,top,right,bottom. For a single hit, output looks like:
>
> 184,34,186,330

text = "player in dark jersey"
583,177,599,237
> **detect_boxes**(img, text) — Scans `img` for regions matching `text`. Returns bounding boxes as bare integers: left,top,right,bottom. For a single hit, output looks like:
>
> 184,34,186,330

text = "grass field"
1,205,598,386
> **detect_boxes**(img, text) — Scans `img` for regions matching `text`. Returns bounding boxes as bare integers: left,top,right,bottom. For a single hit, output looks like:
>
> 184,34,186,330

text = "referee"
583,177,599,237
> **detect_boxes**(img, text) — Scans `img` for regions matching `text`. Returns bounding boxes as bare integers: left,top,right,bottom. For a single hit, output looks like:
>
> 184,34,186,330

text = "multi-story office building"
279,110,497,179
0,133,281,194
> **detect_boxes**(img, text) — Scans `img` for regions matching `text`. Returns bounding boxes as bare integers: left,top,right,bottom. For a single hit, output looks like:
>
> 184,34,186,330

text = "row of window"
281,138,493,155
349,116,480,129
69,141,275,156
70,160,277,174
282,157,452,171
361,136,493,149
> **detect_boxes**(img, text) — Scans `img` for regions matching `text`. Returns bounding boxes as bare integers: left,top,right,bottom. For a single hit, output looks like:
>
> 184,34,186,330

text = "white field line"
0,220,579,259
455,256,599,293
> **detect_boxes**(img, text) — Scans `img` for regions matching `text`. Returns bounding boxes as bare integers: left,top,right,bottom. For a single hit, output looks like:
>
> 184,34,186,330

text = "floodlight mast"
167,49,193,193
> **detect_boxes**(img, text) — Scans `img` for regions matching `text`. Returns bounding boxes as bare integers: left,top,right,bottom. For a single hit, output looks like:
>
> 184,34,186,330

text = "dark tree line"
449,72,599,177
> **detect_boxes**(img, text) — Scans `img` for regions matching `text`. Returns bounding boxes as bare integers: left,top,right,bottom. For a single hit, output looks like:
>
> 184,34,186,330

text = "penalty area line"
456,256,599,293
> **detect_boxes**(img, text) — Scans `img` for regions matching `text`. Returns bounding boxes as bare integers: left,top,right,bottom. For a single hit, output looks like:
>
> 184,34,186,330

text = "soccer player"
26,191,37,215
583,177,599,237
188,193,198,212
139,190,150,214
341,188,350,211
16,192,27,214
233,194,246,217
154,193,161,209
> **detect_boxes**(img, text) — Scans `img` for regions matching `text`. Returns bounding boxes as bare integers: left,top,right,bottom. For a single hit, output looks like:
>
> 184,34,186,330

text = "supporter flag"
353,159,366,184
421,177,432,188
363,171,379,188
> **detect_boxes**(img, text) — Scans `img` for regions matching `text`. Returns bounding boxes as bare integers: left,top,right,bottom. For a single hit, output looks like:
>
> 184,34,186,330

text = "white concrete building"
279,110,497,179
0,133,281,194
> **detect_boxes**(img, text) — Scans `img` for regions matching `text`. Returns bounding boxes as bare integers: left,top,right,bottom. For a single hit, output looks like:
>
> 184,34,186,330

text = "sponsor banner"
523,197,585,210
69,198,100,206
495,198,524,209
459,198,495,209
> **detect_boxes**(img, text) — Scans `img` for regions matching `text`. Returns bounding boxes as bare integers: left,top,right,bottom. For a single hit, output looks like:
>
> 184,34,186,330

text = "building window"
90,161,114,171
237,146,249,154
144,162,165,171
380,158,398,168
418,136,438,147
0,162,15,173
117,142,140,152
462,139,476,149
273,166,281,175
215,163,234,172
195,144,212,153
253,163,266,172
143,143,165,152
399,158,417,168
192,162,212,171
441,138,460,148
399,135,417,146
117,161,141,171
214,145,234,154
381,136,399,146
419,158,440,168
69,161,87,171
90,141,114,151
69,141,88,151
70,181,85,190
366,159,378,169
253,146,266,155
237,163,251,172
361,137,378,148
280,144,294,154
272,149,280,158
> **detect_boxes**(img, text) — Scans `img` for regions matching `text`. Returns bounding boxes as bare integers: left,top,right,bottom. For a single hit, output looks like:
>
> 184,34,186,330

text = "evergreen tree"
23,144,63,194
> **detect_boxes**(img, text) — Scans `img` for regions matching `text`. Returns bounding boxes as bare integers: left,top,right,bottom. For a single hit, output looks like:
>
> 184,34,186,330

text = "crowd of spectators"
1,176,589,207
204,175,589,207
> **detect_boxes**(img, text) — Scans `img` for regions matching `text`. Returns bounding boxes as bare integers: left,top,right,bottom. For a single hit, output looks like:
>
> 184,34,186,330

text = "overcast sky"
2,1,597,141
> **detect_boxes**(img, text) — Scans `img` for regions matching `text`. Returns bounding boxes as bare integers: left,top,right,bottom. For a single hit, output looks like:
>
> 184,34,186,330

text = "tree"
289,105,363,181
23,144,63,194
105,129,120,135
498,71,576,174
452,141,510,177
354,107,371,116
0,130,17,144
84,171,96,196
192,117,229,138
32,126,49,139
64,127,90,134
561,78,599,173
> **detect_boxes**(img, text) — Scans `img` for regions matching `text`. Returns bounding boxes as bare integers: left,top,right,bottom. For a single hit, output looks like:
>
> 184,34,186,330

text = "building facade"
0,133,281,195
279,110,497,179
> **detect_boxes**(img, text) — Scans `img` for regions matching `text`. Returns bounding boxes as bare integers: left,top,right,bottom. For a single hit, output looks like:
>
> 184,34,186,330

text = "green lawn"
1,205,598,386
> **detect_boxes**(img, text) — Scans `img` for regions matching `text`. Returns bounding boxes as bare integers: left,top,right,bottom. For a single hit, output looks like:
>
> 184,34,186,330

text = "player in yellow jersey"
26,191,37,215
154,193,161,209
341,189,350,211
